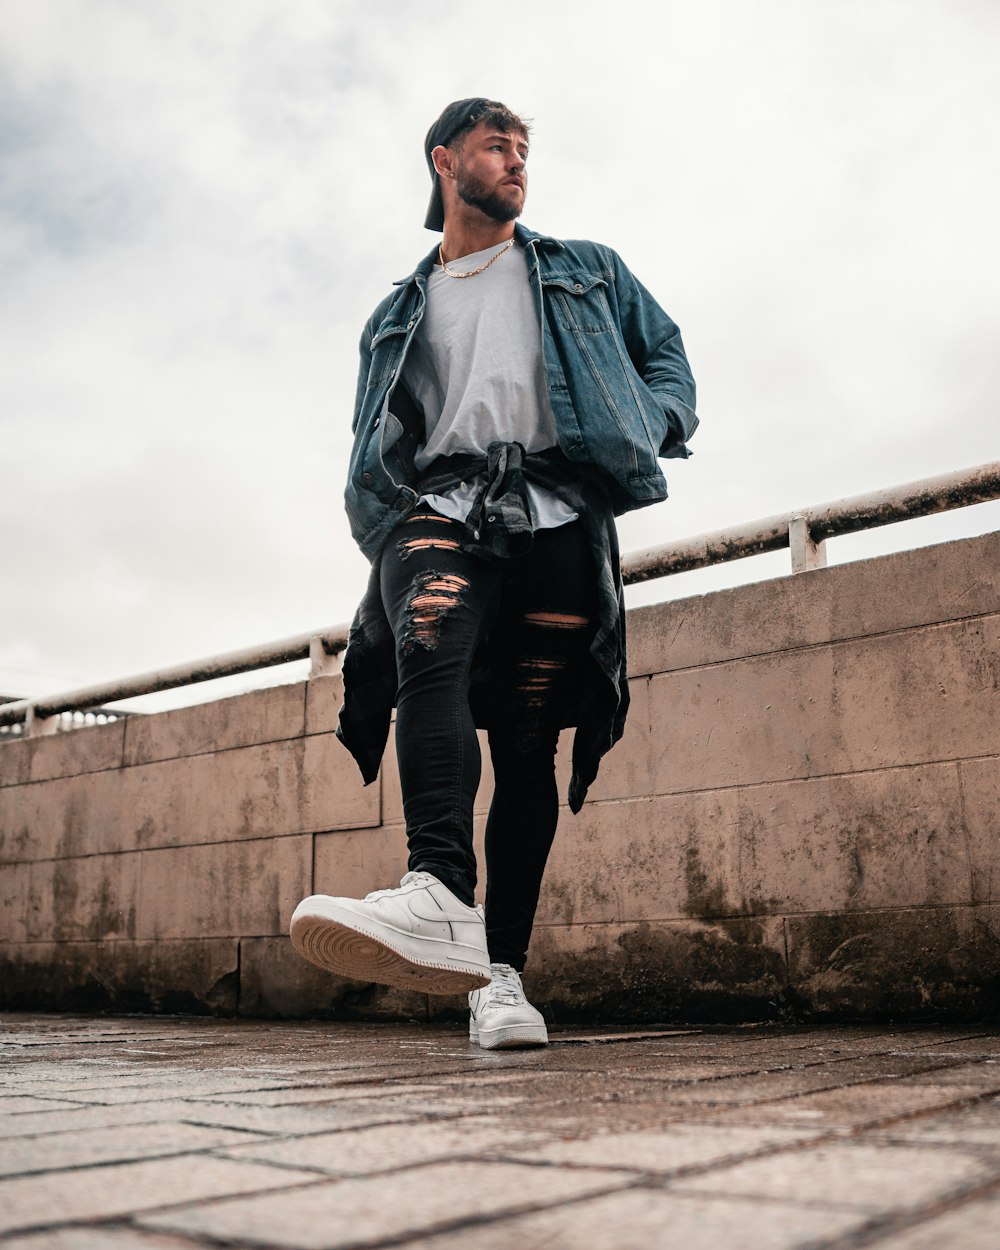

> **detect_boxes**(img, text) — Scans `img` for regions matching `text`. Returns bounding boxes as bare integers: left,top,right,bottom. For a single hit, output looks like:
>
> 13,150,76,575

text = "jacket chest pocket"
543,276,613,335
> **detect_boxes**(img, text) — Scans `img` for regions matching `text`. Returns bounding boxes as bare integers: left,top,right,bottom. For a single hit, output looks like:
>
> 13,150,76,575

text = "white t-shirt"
402,240,577,530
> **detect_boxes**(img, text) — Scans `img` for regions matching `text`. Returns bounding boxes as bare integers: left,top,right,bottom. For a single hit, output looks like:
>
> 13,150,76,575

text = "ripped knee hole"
515,655,569,707
401,571,469,653
397,535,462,558
522,611,590,629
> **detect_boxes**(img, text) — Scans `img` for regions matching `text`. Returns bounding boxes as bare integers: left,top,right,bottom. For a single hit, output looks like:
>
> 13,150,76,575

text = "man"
290,99,697,1049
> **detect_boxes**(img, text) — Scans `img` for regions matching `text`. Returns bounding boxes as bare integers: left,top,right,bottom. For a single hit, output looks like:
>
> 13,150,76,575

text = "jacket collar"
392,222,563,287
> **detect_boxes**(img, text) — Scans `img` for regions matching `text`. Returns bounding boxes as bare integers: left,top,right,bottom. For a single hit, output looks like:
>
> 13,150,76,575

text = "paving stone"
0,1120,266,1178
675,1142,998,1212
0,1100,274,1140
697,1082,985,1129
870,1097,1000,1148
856,1196,1000,1249
0,1155,317,1234
611,1066,873,1107
551,1028,700,1044
165,1096,469,1135
10,1071,305,1094
413,1071,691,1116
501,1056,756,1081
18,1077,318,1106
806,1054,989,1083
446,1059,952,1116
3,1015,1000,1250
216,1115,549,1175
618,1056,987,1108
137,1160,632,1248
807,1030,983,1053
500,1101,693,1136
0,1097,88,1115
897,1061,1000,1088
188,1081,453,1107
510,1124,824,1172
402,1189,869,1250
897,1036,1000,1059
0,1226,200,1249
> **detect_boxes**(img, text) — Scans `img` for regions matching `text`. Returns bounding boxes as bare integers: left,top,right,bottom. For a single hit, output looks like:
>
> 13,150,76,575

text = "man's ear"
431,145,455,179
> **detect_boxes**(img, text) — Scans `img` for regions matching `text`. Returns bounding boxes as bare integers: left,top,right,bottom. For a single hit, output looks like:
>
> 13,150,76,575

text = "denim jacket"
346,222,698,561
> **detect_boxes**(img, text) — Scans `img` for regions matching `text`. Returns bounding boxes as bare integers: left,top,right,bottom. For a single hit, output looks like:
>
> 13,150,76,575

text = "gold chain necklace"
438,236,515,279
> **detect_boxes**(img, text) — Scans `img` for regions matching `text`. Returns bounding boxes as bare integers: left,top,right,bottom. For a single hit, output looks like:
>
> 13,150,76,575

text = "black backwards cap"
423,97,508,232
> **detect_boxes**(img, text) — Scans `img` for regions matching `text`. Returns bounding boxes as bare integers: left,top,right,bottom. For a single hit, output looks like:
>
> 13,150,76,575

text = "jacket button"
361,472,373,485
486,515,496,523
574,282,584,291
393,497,409,511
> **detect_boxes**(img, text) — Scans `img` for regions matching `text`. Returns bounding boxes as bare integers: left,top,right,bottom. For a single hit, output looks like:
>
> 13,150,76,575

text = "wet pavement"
1,1014,999,1248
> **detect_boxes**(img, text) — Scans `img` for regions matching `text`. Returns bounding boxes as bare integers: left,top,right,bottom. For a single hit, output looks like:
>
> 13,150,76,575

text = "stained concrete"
1,529,998,1022
2,1015,1000,1249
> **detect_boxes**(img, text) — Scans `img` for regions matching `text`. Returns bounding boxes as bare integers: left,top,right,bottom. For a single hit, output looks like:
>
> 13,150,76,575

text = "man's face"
451,121,529,223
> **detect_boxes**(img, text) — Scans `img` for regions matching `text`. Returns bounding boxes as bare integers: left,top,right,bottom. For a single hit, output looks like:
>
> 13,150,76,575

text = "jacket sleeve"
609,249,698,459
352,311,379,435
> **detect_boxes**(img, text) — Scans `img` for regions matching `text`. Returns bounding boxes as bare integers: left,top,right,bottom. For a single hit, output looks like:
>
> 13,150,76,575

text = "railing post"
308,636,342,679
25,704,60,737
789,516,828,573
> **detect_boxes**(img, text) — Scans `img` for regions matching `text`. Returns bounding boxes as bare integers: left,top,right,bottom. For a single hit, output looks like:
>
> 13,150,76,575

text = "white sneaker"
289,871,490,996
469,963,549,1050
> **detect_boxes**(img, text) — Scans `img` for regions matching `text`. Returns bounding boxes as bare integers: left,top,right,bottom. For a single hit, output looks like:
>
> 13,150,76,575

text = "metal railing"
0,629,348,736
623,460,1000,583
0,705,136,739
2,461,997,735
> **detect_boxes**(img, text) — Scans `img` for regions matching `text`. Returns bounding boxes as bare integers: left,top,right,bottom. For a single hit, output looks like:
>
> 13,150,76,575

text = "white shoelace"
486,963,525,1006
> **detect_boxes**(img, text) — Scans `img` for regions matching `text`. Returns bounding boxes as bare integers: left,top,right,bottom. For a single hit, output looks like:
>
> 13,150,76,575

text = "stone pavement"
1,1015,999,1249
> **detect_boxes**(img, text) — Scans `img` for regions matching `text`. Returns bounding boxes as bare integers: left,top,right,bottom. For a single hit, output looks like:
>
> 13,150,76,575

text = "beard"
455,167,524,223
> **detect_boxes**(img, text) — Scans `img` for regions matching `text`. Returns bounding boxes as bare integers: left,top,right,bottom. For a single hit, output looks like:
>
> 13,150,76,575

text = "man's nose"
509,152,526,172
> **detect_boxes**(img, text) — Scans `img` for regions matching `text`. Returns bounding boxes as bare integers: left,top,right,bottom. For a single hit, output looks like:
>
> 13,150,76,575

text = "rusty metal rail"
622,460,1000,584
0,628,349,733
2,460,997,733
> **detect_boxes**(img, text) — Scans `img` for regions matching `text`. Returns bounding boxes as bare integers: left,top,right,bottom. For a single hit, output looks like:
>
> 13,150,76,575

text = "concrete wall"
2,530,998,1024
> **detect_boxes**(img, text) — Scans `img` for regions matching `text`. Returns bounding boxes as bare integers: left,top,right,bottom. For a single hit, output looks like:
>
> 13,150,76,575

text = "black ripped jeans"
380,508,598,970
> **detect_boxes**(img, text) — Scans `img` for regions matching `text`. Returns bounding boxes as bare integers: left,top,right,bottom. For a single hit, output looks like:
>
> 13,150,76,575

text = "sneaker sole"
470,1023,549,1050
289,903,490,996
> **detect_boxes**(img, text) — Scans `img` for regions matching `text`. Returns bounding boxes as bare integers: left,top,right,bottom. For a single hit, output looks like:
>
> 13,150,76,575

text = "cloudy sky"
2,0,998,712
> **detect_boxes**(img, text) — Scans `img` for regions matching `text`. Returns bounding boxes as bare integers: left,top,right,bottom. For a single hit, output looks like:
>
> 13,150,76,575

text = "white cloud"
1,0,998,704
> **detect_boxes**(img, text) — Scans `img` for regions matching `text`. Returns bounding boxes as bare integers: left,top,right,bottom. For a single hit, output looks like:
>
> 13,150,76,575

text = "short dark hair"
448,103,532,149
